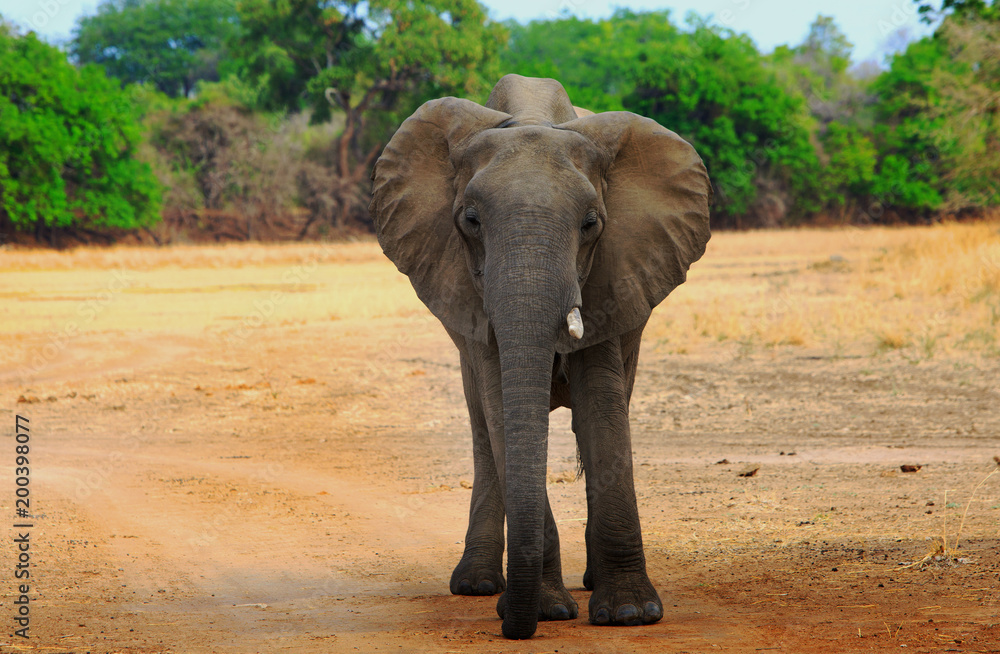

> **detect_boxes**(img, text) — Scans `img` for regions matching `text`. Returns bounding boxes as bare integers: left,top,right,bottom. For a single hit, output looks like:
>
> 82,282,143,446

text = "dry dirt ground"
1,227,999,653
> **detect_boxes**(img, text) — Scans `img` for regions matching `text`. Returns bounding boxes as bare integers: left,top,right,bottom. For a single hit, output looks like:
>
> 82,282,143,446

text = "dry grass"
0,238,382,272
904,468,1000,569
0,238,424,335
648,221,1000,359
3,222,998,358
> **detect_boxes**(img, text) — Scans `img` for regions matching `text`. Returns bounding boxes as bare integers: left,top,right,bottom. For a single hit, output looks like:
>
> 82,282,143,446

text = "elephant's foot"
497,579,579,621
450,557,505,596
588,573,663,626
582,568,594,590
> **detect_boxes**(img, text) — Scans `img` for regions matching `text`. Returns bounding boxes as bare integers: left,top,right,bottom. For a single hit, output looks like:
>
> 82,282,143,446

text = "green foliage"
503,11,824,223
141,85,301,237
916,0,998,22
231,0,506,225
500,14,634,112
235,0,505,119
926,17,1000,208
0,27,161,232
820,122,877,206
625,14,822,220
767,15,863,125
72,0,240,98
500,9,999,224
505,7,1000,224
8,1,992,241
870,14,1000,214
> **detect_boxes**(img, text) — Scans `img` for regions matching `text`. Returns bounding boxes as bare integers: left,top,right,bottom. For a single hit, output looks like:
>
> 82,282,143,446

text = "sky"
0,0,933,65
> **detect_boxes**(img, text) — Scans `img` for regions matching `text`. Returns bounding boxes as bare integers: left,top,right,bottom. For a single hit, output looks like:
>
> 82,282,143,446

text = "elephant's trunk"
486,238,577,640
495,334,551,639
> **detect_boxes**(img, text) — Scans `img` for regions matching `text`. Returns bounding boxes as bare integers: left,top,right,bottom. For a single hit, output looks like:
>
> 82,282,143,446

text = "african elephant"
370,74,712,640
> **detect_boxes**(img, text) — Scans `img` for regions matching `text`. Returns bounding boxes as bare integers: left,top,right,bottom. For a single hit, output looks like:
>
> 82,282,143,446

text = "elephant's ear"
370,98,512,343
561,112,712,345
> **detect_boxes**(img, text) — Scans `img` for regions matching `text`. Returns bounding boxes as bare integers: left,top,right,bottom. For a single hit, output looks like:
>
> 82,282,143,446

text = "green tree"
0,25,161,238
233,0,505,227
819,122,877,217
623,14,822,223
72,0,240,98
767,15,884,219
932,17,1000,208
916,0,998,22
769,15,859,122
797,14,853,64
868,37,948,216
500,11,823,225
500,14,639,112
867,12,1000,216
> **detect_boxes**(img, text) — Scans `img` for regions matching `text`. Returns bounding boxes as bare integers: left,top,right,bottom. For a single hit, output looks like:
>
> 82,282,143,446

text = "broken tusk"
567,308,584,340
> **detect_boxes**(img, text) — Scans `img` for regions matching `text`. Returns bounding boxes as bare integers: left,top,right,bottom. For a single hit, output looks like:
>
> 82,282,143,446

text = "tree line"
0,0,997,243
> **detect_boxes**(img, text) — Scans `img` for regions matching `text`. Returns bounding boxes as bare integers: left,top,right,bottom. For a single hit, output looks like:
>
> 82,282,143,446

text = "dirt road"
1,235,998,653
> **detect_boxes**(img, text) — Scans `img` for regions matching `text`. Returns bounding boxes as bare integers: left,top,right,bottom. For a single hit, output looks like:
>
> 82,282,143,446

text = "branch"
355,82,386,115
353,142,383,183
324,87,349,112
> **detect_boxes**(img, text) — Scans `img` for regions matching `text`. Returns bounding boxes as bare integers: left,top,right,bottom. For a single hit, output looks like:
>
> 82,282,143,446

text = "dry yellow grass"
0,238,382,272
2,222,998,358
647,221,1000,358
0,239,424,335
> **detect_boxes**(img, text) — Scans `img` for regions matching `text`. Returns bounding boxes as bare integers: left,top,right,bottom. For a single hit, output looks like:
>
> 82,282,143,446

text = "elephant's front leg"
570,329,662,626
450,352,506,596
459,339,578,621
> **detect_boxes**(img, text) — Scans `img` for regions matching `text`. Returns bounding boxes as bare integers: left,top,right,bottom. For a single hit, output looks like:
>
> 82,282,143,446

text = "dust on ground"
1,228,998,653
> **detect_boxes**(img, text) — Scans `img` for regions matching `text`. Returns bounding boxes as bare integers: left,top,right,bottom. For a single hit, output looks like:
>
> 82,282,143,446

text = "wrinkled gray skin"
370,75,712,640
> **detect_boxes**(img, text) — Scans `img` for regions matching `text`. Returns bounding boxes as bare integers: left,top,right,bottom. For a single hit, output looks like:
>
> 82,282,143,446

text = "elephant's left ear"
561,112,712,345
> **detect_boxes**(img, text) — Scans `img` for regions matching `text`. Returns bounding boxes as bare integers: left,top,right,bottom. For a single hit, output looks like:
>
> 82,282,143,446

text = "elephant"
370,74,712,640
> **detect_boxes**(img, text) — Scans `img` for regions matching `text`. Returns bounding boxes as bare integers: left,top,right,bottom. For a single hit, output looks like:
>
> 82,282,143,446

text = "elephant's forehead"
463,125,601,171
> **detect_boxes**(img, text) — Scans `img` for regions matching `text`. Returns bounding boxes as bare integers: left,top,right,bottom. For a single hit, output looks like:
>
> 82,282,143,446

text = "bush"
0,25,161,237
143,86,304,240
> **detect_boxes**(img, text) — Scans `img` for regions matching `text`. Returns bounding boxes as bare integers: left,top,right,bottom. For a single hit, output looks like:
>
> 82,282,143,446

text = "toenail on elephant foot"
547,603,572,620
450,563,505,596
588,578,663,626
614,603,641,624
454,578,498,595
643,600,664,622
538,582,578,621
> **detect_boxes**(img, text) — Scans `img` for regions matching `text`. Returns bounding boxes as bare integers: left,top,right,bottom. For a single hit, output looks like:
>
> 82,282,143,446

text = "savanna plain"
1,222,999,653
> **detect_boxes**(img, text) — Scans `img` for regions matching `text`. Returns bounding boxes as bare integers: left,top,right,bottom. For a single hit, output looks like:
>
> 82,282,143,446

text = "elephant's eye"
465,207,480,228
582,210,599,232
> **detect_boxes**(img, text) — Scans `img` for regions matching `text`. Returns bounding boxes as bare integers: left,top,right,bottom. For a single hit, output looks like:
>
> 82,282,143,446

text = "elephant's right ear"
370,98,512,342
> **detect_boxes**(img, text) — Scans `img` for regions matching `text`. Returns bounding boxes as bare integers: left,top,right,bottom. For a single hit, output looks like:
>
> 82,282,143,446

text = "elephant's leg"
570,327,662,626
538,492,578,620
463,339,577,621
580,326,640,593
451,352,506,596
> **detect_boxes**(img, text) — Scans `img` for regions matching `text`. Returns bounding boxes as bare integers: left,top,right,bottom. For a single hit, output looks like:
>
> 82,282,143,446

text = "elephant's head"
370,74,711,638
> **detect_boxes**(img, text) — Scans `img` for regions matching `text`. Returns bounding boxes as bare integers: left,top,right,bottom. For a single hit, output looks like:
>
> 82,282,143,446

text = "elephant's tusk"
567,308,584,340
